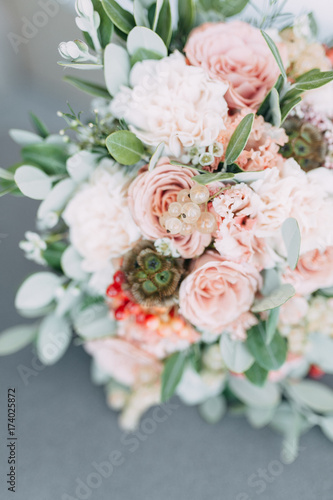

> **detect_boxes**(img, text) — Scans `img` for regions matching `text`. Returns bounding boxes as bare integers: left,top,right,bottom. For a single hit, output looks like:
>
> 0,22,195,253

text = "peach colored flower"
179,251,261,335
84,337,162,387
185,21,286,110
280,296,309,325
128,158,211,258
284,247,333,296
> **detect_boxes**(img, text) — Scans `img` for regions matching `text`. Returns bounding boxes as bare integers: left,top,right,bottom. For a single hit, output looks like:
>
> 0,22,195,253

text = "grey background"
0,1,333,499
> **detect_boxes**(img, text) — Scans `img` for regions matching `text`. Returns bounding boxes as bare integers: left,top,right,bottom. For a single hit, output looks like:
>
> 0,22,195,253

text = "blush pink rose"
179,251,262,334
185,21,286,110
128,158,211,258
284,247,333,296
84,338,162,387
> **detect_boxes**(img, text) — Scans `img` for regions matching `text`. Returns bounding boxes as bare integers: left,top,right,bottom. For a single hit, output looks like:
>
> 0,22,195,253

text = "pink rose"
84,338,162,387
284,247,333,296
185,21,285,110
128,158,211,258
179,251,261,334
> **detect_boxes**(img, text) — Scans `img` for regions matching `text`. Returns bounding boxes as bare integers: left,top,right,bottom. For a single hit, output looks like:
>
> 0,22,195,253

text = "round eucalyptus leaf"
37,314,71,365
15,272,61,311
127,26,167,58
104,43,130,96
199,396,226,424
220,334,254,373
14,166,52,200
0,324,37,355
61,246,88,281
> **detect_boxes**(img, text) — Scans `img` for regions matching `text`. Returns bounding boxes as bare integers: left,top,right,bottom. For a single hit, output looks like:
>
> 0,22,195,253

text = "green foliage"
252,283,295,313
21,143,69,175
246,323,287,371
106,130,144,165
245,362,268,387
161,350,187,402
198,0,249,18
194,172,234,185
261,30,287,79
154,0,172,48
63,76,110,99
29,113,49,138
178,0,195,36
43,241,67,271
224,113,254,165
101,0,135,35
0,324,38,356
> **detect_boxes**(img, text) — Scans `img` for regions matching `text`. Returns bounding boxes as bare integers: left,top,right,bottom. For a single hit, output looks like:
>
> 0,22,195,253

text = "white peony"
63,159,141,273
110,51,229,158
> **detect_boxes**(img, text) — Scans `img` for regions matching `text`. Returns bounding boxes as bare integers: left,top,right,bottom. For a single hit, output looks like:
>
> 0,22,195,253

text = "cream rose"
179,251,261,335
185,21,285,110
128,158,211,258
110,51,228,158
63,160,141,273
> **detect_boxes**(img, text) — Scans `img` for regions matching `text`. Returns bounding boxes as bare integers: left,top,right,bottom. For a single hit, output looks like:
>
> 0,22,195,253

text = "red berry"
114,270,125,286
106,283,120,297
309,365,325,379
114,305,128,321
136,312,147,324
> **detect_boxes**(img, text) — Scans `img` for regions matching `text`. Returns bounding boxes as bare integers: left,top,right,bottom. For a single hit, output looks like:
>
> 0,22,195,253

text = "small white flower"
19,232,47,266
199,152,214,167
154,238,181,258
209,142,224,158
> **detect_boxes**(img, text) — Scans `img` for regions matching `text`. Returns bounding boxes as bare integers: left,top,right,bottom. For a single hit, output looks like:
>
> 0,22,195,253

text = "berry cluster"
159,184,217,236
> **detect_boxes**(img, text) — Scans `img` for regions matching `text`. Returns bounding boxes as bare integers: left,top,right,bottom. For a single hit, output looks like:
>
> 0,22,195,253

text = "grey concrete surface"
1,1,333,499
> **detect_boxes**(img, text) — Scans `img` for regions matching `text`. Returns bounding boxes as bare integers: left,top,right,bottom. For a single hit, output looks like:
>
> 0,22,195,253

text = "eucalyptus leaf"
38,178,76,222
282,217,301,270
154,0,172,47
14,165,52,200
9,129,43,147
261,268,281,296
224,113,254,165
198,0,249,17
74,304,116,340
228,376,280,409
194,172,234,185
130,48,163,65
106,130,144,165
57,62,104,70
178,0,195,34
0,324,37,356
246,323,287,371
251,284,295,312
161,350,187,402
104,43,130,96
307,333,333,374
199,396,226,424
246,406,275,428
15,272,61,311
245,362,268,387
269,88,281,127
127,26,167,58
288,380,333,414
176,366,226,405
261,30,287,79
61,246,88,281
220,335,254,373
37,314,71,365
101,0,135,34
0,167,14,181
149,142,165,171
43,241,67,271
91,0,114,48
266,307,280,344
21,142,69,175
63,76,110,99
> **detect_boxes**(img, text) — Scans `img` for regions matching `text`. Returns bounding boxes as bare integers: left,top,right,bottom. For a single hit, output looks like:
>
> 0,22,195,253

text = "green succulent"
122,241,184,307
280,117,327,171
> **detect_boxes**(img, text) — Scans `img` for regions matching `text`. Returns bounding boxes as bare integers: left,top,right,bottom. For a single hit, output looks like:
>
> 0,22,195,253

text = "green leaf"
194,172,234,185
266,307,280,345
149,142,165,171
293,70,333,91
92,0,114,48
280,96,302,124
154,0,172,48
261,268,281,296
257,74,284,118
199,396,226,424
251,283,295,313
282,217,301,270
61,246,88,282
130,48,163,65
246,324,287,371
127,26,167,58
9,129,43,147
178,0,195,35
220,335,254,373
228,376,280,409
224,113,254,165
246,406,275,428
74,304,115,340
104,43,131,96
287,380,333,414
37,314,71,365
21,143,69,175
29,113,49,138
134,0,150,27
14,165,52,200
226,163,243,173
15,272,61,311
261,30,287,79
198,0,249,17
270,88,281,127
43,241,67,271
161,351,187,402
245,362,268,387
63,76,110,99
0,167,14,181
106,130,144,165
101,0,135,34
0,325,37,356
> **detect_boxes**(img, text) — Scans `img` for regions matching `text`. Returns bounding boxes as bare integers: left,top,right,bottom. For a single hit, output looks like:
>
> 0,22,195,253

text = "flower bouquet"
3,0,333,460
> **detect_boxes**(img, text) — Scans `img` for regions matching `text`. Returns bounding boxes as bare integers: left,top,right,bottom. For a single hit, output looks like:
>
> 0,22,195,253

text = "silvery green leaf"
133,0,150,27
0,168,14,181
0,324,37,355
270,87,281,127
106,130,144,165
14,166,52,200
282,217,301,270
9,129,43,147
220,335,254,373
37,314,71,365
266,307,280,345
149,143,165,171
294,70,333,91
74,304,116,339
270,403,312,435
199,396,226,424
307,333,333,374
261,268,281,296
320,417,333,441
245,362,268,387
63,76,110,99
224,113,254,165
194,172,234,185
57,62,103,70
251,283,295,312
233,171,266,183
246,323,287,371
55,284,82,317
17,304,55,319
101,0,135,34
38,178,76,221
127,26,167,58
287,380,333,413
229,376,280,409
61,246,88,281
15,272,61,311
246,406,275,428
261,30,287,79
161,350,187,402
104,43,130,96
176,366,226,405
319,286,333,296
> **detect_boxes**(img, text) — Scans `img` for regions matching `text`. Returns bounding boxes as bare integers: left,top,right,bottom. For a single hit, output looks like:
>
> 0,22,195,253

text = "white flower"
19,232,47,265
110,52,229,158
154,238,180,258
63,161,141,273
